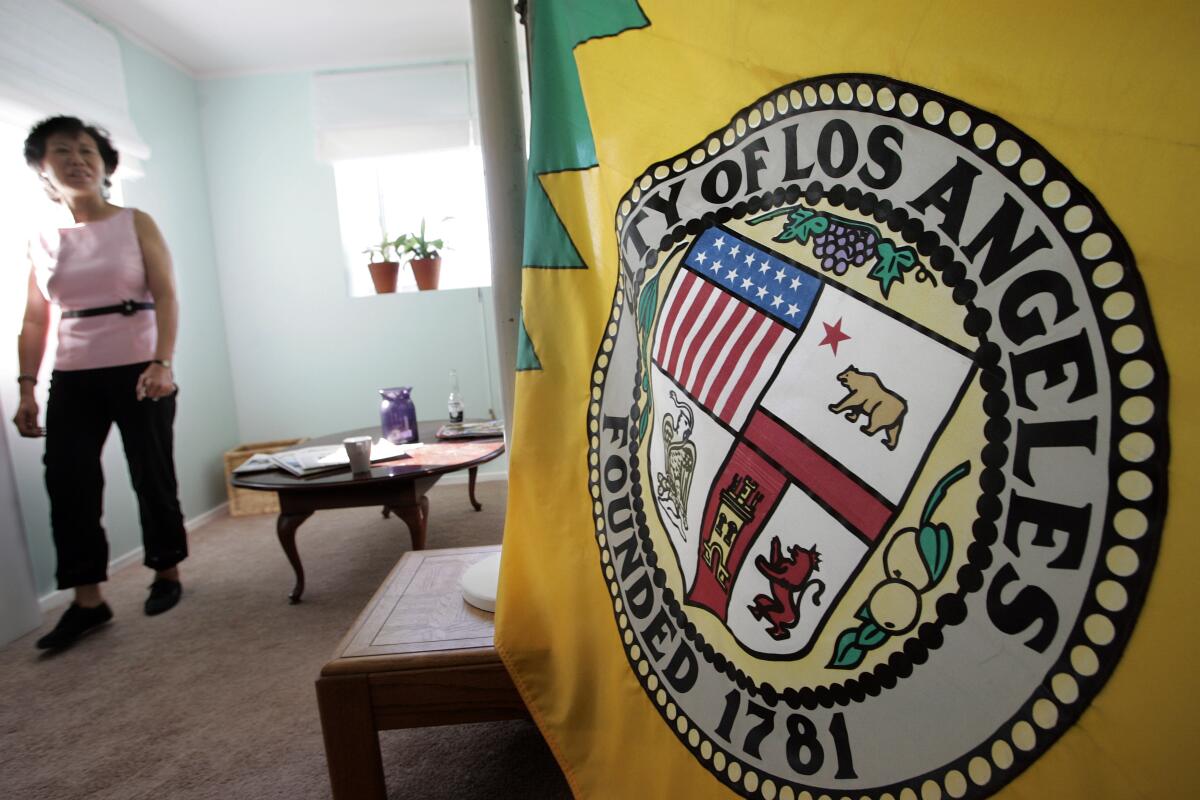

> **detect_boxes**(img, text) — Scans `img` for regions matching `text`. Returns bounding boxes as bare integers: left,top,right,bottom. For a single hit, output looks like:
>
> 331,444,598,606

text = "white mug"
343,436,373,474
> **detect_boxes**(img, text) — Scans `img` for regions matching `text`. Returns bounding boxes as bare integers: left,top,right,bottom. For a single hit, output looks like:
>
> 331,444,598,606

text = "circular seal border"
587,75,1169,799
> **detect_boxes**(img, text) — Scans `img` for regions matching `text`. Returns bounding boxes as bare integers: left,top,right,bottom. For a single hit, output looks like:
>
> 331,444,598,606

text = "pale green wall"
197,73,506,463
11,35,240,597
0,421,40,642
118,41,240,518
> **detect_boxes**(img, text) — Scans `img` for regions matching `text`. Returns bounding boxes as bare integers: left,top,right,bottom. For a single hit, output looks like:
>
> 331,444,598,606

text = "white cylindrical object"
469,0,527,441
343,436,373,474
461,552,502,612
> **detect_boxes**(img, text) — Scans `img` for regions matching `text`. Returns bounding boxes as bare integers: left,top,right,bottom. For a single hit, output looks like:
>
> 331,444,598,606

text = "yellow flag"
496,2,1197,797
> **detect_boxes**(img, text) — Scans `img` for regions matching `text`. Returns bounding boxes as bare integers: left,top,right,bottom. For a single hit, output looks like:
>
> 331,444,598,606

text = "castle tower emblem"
701,474,763,589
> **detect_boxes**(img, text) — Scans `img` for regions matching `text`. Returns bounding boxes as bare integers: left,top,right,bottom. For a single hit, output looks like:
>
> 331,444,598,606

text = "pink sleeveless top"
30,207,157,371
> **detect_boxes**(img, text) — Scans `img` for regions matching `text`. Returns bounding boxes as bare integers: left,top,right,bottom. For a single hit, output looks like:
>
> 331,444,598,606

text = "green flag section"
516,311,542,371
521,0,647,269
521,175,584,269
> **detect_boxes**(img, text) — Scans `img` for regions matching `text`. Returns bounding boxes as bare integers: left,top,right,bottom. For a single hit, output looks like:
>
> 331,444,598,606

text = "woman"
12,116,187,651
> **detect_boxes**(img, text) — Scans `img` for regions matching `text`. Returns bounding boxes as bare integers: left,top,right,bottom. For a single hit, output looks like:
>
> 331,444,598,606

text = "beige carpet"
0,480,571,800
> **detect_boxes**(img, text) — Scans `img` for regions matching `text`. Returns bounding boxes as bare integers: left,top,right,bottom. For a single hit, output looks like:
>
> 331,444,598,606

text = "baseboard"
37,501,230,613
185,502,229,532
436,469,508,486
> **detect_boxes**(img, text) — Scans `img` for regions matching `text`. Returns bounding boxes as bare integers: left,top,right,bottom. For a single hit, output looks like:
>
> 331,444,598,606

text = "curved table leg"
468,466,482,511
420,494,429,541
384,497,428,551
277,511,314,604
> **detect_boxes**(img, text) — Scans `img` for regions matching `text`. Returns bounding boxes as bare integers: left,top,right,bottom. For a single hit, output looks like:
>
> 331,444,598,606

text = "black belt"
61,300,155,319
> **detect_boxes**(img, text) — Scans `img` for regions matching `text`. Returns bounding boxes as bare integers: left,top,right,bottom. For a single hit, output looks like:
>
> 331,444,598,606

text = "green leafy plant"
393,218,446,261
362,230,398,264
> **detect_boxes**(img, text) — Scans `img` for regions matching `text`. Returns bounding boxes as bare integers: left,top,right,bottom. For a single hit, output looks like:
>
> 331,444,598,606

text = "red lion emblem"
748,536,826,640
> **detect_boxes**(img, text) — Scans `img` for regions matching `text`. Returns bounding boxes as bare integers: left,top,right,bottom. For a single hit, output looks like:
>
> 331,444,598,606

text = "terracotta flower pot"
368,261,400,293
410,257,441,291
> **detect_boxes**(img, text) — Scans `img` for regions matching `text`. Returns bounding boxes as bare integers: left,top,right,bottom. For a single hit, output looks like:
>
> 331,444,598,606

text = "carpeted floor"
0,480,571,800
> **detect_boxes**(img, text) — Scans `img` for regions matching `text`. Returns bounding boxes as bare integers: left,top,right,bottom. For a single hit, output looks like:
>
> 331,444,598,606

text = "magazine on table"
230,452,280,475
435,419,505,439
233,439,422,478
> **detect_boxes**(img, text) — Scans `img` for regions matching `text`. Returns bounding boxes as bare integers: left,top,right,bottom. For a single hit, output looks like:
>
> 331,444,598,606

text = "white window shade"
312,63,474,161
0,0,150,176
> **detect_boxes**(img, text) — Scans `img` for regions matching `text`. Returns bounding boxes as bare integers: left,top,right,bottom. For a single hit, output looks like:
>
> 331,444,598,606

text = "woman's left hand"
137,362,175,401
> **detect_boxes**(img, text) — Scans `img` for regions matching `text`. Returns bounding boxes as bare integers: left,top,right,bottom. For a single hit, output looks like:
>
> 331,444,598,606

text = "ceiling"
71,0,475,77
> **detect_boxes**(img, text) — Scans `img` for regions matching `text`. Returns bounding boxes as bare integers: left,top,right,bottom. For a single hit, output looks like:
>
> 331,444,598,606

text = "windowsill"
349,279,492,300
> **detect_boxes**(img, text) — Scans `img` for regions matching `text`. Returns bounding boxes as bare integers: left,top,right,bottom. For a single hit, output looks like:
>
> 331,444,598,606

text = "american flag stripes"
652,228,820,426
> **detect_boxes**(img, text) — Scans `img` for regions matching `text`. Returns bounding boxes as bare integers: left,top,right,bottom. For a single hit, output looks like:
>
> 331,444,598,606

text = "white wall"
198,72,506,459
0,421,40,645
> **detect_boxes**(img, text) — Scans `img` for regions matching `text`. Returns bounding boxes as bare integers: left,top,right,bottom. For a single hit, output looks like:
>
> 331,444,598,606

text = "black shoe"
35,603,113,650
145,578,182,616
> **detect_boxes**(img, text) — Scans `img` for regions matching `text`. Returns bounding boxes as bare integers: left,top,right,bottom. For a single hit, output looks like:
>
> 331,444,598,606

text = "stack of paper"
314,439,420,467
232,440,422,478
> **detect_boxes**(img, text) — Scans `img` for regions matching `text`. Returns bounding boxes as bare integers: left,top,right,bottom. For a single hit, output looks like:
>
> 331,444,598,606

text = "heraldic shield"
647,225,975,659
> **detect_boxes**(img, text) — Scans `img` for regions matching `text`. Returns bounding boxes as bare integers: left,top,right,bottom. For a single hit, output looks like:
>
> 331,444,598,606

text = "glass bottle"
447,370,464,423
379,386,418,444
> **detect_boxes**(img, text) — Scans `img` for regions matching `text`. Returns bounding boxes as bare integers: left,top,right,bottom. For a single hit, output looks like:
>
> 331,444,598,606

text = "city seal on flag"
589,75,1168,798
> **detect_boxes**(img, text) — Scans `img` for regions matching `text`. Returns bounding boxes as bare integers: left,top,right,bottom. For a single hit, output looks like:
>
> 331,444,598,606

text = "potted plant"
363,231,400,294
394,218,445,292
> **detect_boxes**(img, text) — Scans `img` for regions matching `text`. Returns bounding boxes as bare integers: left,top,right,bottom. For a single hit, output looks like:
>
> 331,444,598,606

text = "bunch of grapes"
811,220,878,275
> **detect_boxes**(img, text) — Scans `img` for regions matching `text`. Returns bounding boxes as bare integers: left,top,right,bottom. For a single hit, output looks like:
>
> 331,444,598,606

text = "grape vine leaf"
868,242,919,299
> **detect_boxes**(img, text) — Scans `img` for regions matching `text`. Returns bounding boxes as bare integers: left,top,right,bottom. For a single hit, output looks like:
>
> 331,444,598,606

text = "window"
333,145,491,296
312,62,485,296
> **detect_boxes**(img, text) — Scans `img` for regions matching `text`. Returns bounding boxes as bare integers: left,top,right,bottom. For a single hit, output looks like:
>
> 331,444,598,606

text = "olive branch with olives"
828,461,972,670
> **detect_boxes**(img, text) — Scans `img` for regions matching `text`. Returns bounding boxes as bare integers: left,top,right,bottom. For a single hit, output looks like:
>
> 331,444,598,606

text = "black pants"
45,362,187,589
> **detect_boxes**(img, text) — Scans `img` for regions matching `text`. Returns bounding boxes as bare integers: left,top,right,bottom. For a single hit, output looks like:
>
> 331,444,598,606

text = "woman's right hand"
12,395,44,437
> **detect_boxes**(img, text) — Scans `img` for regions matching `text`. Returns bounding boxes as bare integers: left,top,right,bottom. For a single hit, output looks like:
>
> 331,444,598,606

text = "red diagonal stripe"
703,305,766,412
655,270,694,365
744,410,893,541
689,297,751,401
678,290,734,392
718,320,783,423
665,278,715,377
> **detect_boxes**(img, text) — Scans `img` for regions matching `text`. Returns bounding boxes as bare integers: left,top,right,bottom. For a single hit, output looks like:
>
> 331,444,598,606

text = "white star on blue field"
684,228,821,329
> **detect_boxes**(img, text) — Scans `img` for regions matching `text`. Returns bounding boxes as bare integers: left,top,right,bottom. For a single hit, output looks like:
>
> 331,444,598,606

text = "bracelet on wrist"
152,359,172,369
17,374,36,386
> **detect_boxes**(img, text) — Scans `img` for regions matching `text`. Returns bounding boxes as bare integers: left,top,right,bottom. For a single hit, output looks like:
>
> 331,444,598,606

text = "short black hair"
23,116,120,178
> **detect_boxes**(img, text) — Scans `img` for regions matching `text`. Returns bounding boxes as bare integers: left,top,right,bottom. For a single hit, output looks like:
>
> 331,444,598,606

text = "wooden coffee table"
315,545,526,800
231,422,504,602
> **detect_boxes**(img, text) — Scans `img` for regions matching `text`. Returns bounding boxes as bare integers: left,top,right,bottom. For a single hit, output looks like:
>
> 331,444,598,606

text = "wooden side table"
315,545,527,800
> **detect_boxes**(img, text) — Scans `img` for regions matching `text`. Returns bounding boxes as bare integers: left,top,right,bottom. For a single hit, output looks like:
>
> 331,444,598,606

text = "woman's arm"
133,209,178,400
13,260,50,436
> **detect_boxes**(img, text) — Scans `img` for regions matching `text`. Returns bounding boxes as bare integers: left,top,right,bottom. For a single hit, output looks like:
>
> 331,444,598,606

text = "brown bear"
828,366,907,450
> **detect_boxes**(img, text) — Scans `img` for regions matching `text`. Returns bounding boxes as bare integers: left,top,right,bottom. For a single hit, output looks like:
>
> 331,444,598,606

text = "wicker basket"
223,438,305,517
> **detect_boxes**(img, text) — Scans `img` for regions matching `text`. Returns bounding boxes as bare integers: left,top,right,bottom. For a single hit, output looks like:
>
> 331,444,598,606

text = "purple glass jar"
379,386,418,444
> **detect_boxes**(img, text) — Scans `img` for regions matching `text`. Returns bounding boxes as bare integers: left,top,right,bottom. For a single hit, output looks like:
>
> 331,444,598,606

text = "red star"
819,317,851,355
